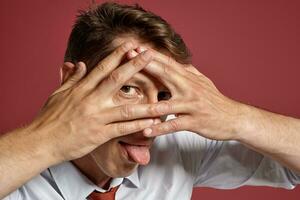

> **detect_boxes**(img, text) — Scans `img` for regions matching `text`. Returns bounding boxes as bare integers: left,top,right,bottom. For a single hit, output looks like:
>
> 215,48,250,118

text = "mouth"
118,141,151,165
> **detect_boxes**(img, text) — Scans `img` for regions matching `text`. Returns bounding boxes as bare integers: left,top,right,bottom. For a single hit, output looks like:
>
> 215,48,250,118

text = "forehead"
112,35,155,50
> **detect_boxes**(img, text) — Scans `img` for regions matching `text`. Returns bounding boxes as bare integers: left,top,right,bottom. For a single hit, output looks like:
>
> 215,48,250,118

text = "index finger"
97,50,153,95
103,100,189,124
137,47,188,75
135,48,191,92
81,42,137,90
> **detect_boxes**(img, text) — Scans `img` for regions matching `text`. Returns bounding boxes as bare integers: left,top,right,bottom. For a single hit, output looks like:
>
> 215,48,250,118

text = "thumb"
53,62,87,95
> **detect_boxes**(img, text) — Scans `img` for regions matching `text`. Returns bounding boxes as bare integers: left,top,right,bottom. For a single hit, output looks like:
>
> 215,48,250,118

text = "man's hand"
127,47,300,173
128,47,243,140
0,42,174,197
29,43,158,162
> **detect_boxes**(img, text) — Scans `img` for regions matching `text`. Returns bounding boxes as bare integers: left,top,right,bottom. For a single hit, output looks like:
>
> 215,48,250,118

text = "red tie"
87,186,119,200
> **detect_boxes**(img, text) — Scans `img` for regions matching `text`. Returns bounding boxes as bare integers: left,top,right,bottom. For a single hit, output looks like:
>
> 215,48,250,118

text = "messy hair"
64,2,191,72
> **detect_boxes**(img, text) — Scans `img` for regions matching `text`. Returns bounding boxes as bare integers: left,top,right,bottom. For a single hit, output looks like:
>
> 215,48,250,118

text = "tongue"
123,144,150,165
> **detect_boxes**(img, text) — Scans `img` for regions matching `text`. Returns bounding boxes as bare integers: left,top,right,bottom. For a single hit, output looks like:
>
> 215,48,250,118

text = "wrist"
25,122,63,167
232,103,260,142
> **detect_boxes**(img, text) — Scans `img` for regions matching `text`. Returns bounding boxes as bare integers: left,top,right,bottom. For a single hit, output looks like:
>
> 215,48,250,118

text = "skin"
0,42,173,198
130,46,300,173
1,35,299,198
71,37,169,188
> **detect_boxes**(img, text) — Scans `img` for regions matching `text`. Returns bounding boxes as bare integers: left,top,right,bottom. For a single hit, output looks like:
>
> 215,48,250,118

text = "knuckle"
148,101,172,116
108,71,121,83
117,123,127,135
131,121,140,132
168,120,179,132
132,56,146,68
120,104,133,120
95,62,106,72
118,44,128,54
148,105,158,116
157,124,168,134
158,101,172,115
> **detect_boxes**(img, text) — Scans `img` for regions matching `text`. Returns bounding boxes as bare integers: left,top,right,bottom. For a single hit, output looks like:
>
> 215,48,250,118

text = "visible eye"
157,91,172,101
120,85,139,97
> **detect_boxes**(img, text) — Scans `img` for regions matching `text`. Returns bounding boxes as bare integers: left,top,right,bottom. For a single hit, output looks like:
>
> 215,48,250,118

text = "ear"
60,62,76,85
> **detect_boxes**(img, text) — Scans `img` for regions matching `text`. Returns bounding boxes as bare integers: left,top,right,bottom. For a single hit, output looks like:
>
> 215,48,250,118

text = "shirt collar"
48,161,140,200
124,167,140,188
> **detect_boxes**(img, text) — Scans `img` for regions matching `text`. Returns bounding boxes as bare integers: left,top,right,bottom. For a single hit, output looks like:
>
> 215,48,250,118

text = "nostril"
157,91,172,101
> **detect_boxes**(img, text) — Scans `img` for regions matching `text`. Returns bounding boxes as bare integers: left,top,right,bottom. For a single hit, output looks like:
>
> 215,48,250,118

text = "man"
1,2,300,200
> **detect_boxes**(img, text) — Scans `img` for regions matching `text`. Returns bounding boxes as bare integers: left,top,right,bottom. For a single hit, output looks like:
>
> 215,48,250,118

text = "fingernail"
144,128,153,137
139,46,147,53
123,42,133,51
141,50,152,60
129,49,138,58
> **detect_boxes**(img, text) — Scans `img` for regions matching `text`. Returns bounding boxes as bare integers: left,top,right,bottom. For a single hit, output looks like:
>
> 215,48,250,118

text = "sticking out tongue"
122,144,150,165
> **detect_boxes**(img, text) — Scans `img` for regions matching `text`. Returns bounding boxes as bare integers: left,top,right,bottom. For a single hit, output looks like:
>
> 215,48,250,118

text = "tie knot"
87,186,119,200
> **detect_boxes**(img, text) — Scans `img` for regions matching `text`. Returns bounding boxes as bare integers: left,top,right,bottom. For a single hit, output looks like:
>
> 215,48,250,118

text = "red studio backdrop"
0,0,299,199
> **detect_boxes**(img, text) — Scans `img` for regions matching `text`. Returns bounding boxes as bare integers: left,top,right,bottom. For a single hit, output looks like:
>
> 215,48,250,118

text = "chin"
103,161,138,178
91,144,139,178
107,164,138,178
91,133,153,178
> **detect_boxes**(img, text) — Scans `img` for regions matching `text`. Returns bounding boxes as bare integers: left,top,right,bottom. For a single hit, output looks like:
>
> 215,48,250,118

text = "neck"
72,154,111,189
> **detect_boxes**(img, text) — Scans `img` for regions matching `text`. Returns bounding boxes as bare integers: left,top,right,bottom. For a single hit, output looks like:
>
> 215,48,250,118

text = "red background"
0,0,299,199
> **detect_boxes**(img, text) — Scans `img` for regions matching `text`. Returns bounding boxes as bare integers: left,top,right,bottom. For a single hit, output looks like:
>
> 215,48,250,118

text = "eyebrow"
125,73,149,86
133,79,148,86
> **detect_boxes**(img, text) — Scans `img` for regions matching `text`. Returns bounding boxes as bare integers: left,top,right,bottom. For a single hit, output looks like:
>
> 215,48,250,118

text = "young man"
2,2,300,200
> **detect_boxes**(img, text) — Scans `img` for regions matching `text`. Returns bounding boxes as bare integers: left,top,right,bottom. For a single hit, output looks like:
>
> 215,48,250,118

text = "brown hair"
64,2,191,72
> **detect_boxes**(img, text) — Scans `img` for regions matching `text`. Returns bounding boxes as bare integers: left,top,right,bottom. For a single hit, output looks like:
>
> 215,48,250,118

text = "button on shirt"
4,130,300,200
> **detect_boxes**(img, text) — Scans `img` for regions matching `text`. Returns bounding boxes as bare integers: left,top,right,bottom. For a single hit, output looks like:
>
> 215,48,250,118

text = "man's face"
84,37,171,178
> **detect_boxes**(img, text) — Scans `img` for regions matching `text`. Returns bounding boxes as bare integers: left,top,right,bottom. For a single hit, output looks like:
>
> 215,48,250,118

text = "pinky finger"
106,119,154,139
143,116,188,137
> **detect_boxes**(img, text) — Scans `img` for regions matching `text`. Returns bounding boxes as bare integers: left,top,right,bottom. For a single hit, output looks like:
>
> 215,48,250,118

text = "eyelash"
120,85,140,97
119,85,172,101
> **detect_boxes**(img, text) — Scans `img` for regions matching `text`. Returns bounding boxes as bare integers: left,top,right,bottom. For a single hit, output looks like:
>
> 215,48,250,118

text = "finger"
104,101,188,123
126,49,138,60
53,62,86,95
137,47,189,75
143,116,190,137
59,62,75,84
185,65,203,76
135,47,187,92
81,42,137,90
105,119,154,139
143,60,188,92
98,50,153,94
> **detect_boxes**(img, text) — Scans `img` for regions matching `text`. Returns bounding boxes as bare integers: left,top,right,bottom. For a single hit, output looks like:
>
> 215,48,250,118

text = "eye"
157,91,172,101
120,85,139,97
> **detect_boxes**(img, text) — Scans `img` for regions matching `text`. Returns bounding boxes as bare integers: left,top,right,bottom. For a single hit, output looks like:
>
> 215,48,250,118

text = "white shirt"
4,130,300,200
